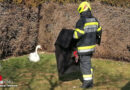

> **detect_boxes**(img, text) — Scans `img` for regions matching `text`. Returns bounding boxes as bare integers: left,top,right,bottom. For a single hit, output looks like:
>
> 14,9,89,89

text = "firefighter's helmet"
77,1,91,14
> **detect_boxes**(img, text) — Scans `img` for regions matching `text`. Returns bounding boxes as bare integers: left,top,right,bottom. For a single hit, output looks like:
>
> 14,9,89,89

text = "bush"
0,0,129,8
100,0,130,8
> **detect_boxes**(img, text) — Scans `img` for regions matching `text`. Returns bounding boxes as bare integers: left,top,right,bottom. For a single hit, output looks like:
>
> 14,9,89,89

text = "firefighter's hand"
73,51,79,63
75,56,79,63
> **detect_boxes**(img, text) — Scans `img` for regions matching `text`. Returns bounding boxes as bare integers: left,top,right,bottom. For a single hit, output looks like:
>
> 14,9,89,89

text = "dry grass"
100,0,130,8
38,2,78,51
91,2,130,61
0,0,129,8
0,3,39,59
38,2,130,61
0,1,129,61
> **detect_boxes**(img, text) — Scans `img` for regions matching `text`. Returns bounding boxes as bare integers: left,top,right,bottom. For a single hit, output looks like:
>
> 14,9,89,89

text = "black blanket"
55,29,81,81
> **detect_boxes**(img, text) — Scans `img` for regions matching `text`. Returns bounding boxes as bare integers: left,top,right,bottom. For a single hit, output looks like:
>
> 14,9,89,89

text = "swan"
29,45,42,62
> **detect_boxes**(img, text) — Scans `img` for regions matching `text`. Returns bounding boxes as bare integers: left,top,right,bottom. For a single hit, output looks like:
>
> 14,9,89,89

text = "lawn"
0,53,130,90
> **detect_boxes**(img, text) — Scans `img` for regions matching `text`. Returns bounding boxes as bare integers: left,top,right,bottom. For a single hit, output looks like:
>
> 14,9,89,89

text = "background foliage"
0,0,129,61
0,0,129,8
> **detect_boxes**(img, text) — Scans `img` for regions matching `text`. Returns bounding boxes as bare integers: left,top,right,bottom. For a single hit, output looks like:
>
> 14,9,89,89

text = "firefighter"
73,1,102,88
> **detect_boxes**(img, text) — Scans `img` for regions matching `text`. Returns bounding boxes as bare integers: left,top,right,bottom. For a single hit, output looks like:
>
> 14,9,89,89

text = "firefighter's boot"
81,80,93,88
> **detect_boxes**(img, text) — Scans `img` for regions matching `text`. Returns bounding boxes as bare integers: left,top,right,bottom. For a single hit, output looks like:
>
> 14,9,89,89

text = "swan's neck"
35,47,39,54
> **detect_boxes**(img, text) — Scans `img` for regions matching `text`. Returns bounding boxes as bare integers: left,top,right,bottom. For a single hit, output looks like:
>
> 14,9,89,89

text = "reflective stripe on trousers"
83,74,92,80
83,68,93,80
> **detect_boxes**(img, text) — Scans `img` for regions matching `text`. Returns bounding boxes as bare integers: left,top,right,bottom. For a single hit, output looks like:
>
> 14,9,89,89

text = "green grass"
0,53,130,90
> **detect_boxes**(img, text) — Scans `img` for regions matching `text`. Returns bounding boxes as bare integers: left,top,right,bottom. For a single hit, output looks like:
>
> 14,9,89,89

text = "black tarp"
55,29,81,81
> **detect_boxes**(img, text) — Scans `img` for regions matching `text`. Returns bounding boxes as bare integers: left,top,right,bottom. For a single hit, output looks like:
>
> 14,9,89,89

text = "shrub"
0,0,129,8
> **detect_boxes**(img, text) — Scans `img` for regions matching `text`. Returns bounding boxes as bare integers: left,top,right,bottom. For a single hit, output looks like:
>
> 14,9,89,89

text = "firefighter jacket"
73,10,102,55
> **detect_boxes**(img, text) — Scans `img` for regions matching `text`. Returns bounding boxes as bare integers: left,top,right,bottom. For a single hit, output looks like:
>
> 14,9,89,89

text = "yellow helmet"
77,1,91,14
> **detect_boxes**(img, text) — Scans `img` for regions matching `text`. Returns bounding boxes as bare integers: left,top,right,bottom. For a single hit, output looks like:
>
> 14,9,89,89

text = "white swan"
29,45,42,62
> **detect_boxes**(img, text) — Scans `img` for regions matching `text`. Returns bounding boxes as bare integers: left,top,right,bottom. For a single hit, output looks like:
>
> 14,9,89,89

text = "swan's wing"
29,52,40,62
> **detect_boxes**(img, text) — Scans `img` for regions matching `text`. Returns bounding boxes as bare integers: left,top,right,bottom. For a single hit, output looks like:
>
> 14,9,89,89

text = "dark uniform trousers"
80,55,92,75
